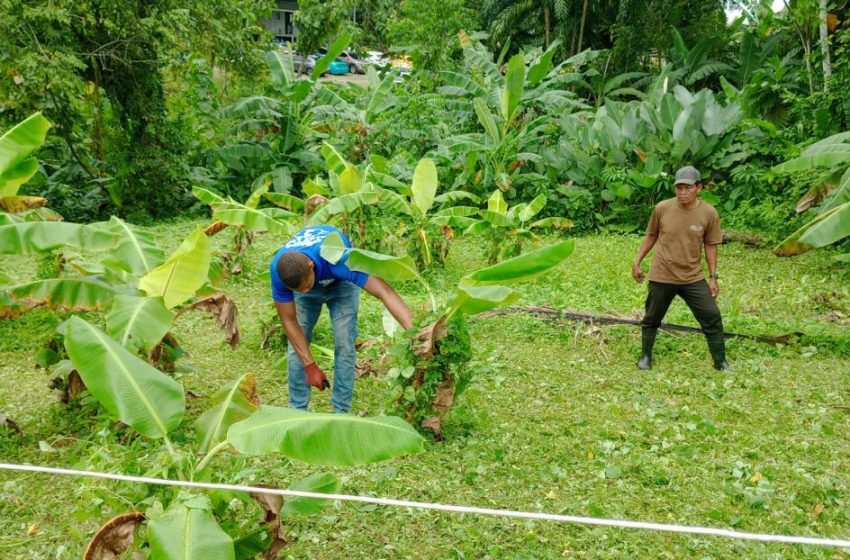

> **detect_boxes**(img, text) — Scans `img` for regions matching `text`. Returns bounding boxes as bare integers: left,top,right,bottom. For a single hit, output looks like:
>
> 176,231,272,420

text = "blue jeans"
287,280,360,413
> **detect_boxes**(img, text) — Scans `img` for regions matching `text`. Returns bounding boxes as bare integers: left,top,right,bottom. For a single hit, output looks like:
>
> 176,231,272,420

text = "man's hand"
304,362,330,390
631,262,645,283
708,278,719,298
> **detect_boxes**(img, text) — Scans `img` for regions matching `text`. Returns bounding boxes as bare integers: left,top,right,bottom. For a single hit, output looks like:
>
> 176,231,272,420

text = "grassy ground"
1,219,850,559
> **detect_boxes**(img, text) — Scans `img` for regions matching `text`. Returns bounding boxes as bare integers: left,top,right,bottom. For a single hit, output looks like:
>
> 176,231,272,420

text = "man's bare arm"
363,277,413,330
632,233,658,282
704,243,718,277
274,301,315,365
705,243,719,297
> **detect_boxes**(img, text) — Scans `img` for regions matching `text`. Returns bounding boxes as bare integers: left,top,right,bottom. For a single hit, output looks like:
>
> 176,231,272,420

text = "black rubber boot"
706,333,731,371
637,329,656,370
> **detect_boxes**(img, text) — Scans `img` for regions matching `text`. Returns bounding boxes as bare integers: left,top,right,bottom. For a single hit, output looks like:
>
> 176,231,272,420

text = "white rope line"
2,462,848,549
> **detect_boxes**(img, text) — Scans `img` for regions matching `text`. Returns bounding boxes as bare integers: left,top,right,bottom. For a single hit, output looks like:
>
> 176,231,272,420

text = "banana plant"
460,190,573,263
320,231,575,437
63,315,424,558
438,36,576,197
773,131,850,258
0,112,61,222
309,65,401,148
0,218,240,403
207,33,354,205
668,27,733,87
193,183,297,275
275,142,415,250
573,66,646,108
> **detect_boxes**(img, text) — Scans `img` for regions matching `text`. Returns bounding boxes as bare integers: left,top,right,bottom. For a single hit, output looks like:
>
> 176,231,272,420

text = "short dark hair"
277,252,312,290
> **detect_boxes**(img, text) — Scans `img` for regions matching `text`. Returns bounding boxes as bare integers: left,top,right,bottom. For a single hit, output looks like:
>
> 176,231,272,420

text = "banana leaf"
0,113,51,198
433,206,479,218
433,191,480,205
320,231,420,282
312,31,351,80
487,190,507,214
0,195,46,213
517,194,546,222
281,472,341,516
774,201,850,256
819,167,850,213
368,170,410,194
148,495,235,560
431,215,477,228
801,132,850,154
773,150,850,173
266,50,295,88
411,158,438,215
96,217,166,276
447,284,521,317
196,373,260,455
0,222,119,254
321,142,348,175
443,135,487,154
2,277,116,316
64,316,185,439
365,73,398,122
437,71,488,98
192,187,227,205
798,201,850,249
139,228,212,309
212,204,294,234
226,406,424,466
501,54,525,124
474,98,501,145
339,165,362,194
106,295,174,352
307,190,381,225
463,220,491,236
264,192,306,212
527,41,559,85
461,240,575,286
377,188,413,216
244,183,269,209
479,209,515,227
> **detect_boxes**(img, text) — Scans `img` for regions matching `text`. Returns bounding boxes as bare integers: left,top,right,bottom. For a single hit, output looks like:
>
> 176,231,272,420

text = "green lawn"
2,219,850,559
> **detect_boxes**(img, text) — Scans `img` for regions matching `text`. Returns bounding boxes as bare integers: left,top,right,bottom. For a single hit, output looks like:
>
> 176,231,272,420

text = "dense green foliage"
3,0,849,237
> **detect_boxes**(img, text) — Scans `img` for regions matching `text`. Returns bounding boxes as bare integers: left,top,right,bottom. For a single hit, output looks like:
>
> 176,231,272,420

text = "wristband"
709,273,719,280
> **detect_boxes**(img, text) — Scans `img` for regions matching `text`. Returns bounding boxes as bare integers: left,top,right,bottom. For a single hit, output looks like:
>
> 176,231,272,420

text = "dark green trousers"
641,280,724,336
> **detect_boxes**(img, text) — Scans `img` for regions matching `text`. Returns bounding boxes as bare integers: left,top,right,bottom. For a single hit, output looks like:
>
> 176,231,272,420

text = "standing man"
631,166,730,371
271,225,413,413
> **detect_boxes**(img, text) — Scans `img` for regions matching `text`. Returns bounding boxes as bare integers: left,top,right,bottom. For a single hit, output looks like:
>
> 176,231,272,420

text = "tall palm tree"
482,0,573,50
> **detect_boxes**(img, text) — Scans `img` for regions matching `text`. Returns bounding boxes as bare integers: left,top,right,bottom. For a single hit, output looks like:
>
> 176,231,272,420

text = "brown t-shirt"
647,198,723,284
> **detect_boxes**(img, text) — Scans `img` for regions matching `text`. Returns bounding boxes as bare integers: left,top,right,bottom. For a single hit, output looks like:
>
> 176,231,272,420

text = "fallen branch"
474,306,802,345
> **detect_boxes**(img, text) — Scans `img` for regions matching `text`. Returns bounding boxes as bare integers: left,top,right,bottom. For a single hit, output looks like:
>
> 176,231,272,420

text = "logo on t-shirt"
689,224,704,232
285,227,329,249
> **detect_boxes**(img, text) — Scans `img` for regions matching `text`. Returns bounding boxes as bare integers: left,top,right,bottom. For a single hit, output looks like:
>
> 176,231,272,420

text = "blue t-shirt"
270,225,369,303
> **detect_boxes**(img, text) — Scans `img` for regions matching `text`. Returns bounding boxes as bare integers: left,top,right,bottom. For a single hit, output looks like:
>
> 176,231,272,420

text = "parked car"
291,53,317,74
365,51,387,66
317,48,366,74
314,53,348,75
273,47,317,74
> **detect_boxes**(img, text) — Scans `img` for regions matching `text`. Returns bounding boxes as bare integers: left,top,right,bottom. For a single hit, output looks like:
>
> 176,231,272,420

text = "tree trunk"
570,24,578,55
544,4,551,49
803,41,815,95
819,0,831,90
577,0,589,52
